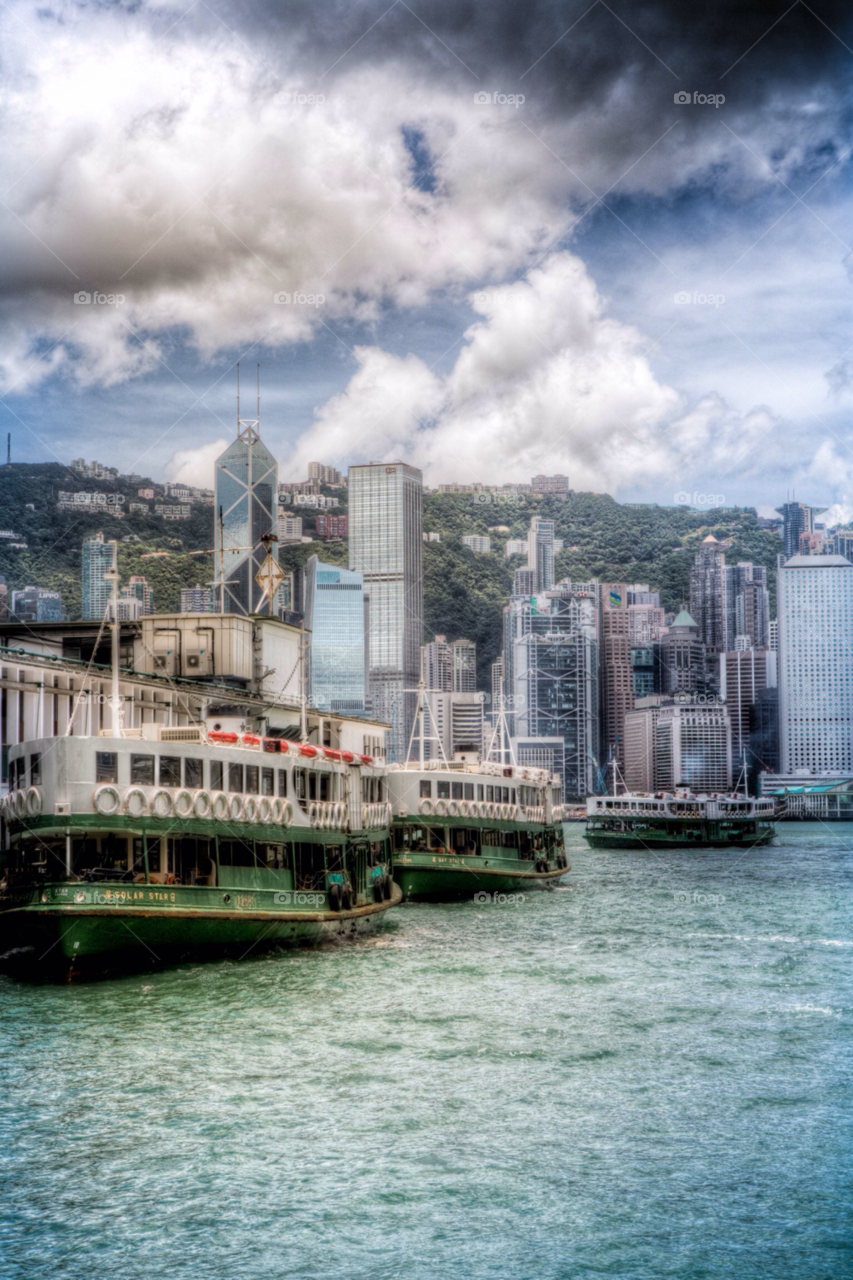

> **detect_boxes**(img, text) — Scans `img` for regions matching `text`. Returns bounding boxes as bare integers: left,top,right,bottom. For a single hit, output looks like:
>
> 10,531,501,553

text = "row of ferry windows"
94,753,359,802
419,779,517,804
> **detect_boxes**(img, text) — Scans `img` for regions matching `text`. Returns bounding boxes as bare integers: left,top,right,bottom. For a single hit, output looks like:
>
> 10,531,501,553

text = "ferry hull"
392,853,569,901
583,823,776,850
0,883,402,980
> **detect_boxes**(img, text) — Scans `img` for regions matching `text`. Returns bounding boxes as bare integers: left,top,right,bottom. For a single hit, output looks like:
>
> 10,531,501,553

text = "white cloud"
165,438,228,489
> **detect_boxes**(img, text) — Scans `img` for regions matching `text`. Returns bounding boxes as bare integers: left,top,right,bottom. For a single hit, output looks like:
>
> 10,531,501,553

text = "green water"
1,824,851,1279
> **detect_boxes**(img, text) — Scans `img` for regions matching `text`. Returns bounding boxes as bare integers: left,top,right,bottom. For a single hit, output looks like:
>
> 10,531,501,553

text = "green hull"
392,852,568,901
583,822,776,850
0,881,402,979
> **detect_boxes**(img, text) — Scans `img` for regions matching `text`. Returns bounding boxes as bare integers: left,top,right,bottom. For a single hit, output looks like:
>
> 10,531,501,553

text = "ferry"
583,790,778,849
0,726,399,978
387,754,569,900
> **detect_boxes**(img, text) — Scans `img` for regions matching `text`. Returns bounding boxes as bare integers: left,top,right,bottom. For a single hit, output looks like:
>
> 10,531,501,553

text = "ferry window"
219,838,256,867
451,782,463,800
1,746,7,784
477,785,484,801
184,758,203,789
464,783,474,800
511,788,516,804
486,786,494,802
437,781,450,799
307,772,318,801
501,787,509,804
246,765,259,795
210,760,223,792
130,754,155,786
319,773,330,801
228,763,244,793
262,768,275,797
96,752,118,784
420,780,432,798
377,779,384,801
278,769,288,798
294,769,307,801
30,753,41,785
159,756,181,787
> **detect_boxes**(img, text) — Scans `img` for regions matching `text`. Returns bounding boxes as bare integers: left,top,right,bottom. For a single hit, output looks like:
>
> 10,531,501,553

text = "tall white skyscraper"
349,462,423,762
778,554,853,775
527,516,555,591
214,414,279,615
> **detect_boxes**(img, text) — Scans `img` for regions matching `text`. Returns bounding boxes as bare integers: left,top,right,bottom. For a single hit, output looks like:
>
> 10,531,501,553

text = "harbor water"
1,824,851,1279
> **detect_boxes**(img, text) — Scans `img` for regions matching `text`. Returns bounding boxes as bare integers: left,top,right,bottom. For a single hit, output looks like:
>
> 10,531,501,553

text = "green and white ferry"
583,790,778,849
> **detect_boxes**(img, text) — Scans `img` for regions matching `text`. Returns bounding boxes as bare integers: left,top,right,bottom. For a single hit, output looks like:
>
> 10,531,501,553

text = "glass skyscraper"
214,424,278,615
82,531,113,620
349,462,423,762
304,555,367,715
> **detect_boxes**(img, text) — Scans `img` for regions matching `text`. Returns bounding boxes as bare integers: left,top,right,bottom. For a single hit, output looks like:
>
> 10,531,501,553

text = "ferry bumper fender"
434,799,448,818
26,786,43,817
243,796,258,824
271,797,284,824
193,789,212,820
283,799,294,827
259,797,273,824
420,798,434,817
228,794,244,822
308,801,320,829
94,784,122,817
447,800,459,818
211,791,229,821
124,786,148,819
173,788,194,819
151,788,173,820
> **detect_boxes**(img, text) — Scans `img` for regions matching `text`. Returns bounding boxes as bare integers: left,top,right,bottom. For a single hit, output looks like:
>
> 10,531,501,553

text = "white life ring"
211,791,229,820
511,804,519,821
282,799,294,826
13,790,26,819
228,794,244,822
124,787,148,819
173,789,194,819
420,798,433,816
244,796,258,823
308,801,320,828
502,804,511,820
94,784,121,817
434,799,448,817
193,790,212,819
150,788,172,819
361,803,369,827
462,800,472,817
26,786,43,817
259,796,273,824
332,801,343,827
447,800,459,817
485,802,495,819
271,797,283,823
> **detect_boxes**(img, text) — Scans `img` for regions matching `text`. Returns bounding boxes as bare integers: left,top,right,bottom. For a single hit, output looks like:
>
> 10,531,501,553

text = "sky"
1,0,852,517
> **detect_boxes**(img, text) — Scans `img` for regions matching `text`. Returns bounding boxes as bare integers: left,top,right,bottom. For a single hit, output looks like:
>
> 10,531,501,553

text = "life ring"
308,801,320,828
485,802,495,819
283,799,294,826
173,789,194,819
124,787,148,819
272,797,284,824
259,797,273,824
502,804,511,820
26,786,43,817
150,788,173,819
211,791,229,820
434,799,448,817
334,801,344,827
193,790,212,819
447,800,459,817
244,796,258,823
228,794,244,821
93,784,121,817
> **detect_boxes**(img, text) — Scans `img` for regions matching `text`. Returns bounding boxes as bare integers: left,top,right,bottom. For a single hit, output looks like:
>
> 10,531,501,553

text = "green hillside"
0,466,782,693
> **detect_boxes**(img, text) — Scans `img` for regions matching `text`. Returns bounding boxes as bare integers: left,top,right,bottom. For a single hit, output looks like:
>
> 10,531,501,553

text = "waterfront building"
660,609,707,696
461,534,491,554
749,686,779,778
777,554,853,776
720,648,777,774
623,697,664,793
510,735,566,781
503,580,599,799
600,583,633,772
303,555,368,715
527,516,555,591
776,501,825,561
214,418,279,616
348,461,423,762
10,586,66,623
180,585,213,614
654,703,732,792
689,535,728,653
82,531,113,620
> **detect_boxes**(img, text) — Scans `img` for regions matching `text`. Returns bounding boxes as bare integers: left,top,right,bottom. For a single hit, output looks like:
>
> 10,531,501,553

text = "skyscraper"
10,586,66,623
777,554,853,775
600,583,633,772
720,648,777,774
776,501,825,561
82,531,113,620
180,585,213,613
689,535,728,654
349,461,423,761
527,516,555,591
424,634,452,691
304,555,368,715
122,574,154,616
725,562,769,650
653,703,732,792
660,609,706,695
451,638,477,692
214,405,279,615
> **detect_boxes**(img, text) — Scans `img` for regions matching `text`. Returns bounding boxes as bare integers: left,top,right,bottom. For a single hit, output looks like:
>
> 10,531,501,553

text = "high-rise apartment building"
777,554,853,775
277,514,303,544
424,634,452,691
513,567,536,597
689,535,728,653
654,703,732,791
214,419,279,615
530,474,569,496
348,461,423,762
725,562,769,650
308,462,343,485
304,555,368,715
720,648,777,773
451,638,477,692
82,531,113,620
461,535,490,554
180,585,213,613
503,580,599,799
527,516,555,591
776,502,825,561
600,583,633,771
422,691,485,760
122,574,153,616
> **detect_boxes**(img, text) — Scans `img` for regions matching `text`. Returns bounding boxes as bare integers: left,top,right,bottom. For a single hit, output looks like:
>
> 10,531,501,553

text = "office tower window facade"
654,704,733,792
720,648,777,773
424,635,452,692
600,583,633,771
504,581,599,799
451,638,477,692
777,554,853,775
689,535,728,653
122,574,153,616
527,516,555,591
491,655,504,710
725,562,770,650
513,567,536,597
304,555,367,715
82,531,113,620
181,585,213,614
11,586,66,623
214,423,279,615
349,462,423,762
660,609,707,695
776,502,825,561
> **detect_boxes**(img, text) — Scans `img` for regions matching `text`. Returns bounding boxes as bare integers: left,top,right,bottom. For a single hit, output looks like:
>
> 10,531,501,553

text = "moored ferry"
0,725,399,978
583,790,778,849
387,754,569,900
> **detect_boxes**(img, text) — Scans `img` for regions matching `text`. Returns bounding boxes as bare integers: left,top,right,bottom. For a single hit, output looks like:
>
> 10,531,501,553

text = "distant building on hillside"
180,585,213,614
462,534,490,554
776,501,826,561
316,514,348,539
10,586,67,623
530,474,569,497
121,575,153,616
82,532,113,621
